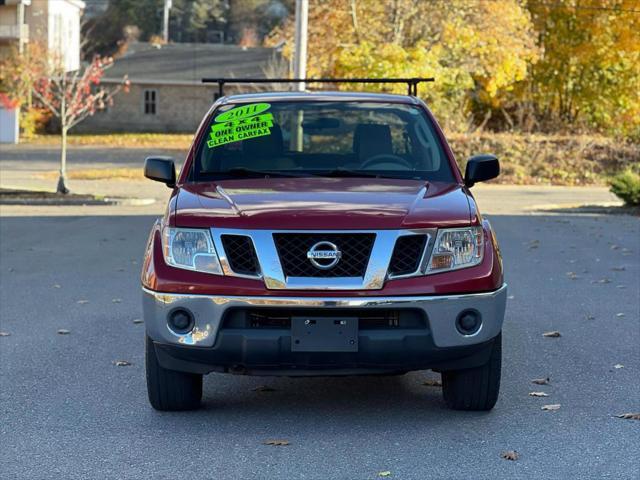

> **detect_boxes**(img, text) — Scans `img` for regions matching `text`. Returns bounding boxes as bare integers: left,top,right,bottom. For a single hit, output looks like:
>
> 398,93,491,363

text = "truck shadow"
196,371,490,422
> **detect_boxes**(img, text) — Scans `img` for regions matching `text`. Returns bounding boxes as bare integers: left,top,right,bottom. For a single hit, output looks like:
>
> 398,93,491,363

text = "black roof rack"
201,77,435,97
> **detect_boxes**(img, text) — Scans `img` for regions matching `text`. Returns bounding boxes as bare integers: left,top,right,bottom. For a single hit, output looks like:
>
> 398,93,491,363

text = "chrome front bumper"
143,284,507,349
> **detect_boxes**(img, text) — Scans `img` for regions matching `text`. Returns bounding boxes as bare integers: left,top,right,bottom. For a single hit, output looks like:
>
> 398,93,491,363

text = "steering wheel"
360,153,412,170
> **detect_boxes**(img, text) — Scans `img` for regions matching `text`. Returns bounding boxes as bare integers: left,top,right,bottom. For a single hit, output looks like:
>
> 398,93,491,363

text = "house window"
144,89,157,115
96,88,109,113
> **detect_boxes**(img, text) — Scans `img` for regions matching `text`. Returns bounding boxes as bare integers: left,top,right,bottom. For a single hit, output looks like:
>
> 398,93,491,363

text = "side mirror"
464,154,499,187
144,156,176,187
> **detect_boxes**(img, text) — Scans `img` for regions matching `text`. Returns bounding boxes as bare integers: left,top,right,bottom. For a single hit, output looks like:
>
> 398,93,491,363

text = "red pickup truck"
141,90,506,411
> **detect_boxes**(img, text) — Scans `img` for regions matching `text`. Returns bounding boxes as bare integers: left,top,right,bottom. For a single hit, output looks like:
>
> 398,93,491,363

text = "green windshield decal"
207,103,273,148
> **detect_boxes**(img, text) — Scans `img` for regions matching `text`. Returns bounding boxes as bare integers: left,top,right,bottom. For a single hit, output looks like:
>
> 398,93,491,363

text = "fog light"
456,309,482,335
168,308,194,334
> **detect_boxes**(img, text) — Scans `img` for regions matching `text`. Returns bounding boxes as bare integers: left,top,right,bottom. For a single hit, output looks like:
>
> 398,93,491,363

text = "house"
79,42,280,133
0,0,84,143
0,0,85,71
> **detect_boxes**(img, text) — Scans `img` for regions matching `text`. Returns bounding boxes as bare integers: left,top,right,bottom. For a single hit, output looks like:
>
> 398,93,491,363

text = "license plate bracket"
291,317,358,352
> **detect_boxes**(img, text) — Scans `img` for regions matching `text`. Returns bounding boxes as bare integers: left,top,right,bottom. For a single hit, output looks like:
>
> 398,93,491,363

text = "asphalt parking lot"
0,210,638,479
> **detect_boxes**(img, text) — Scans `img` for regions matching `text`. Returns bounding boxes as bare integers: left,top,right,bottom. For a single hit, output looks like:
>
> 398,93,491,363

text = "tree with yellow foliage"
266,0,539,131
526,0,640,137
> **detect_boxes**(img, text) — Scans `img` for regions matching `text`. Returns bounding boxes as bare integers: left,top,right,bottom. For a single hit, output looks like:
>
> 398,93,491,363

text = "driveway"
0,208,638,479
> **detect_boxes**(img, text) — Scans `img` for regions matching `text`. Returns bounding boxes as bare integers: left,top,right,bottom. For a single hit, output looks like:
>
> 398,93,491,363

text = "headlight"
162,227,223,275
427,226,483,273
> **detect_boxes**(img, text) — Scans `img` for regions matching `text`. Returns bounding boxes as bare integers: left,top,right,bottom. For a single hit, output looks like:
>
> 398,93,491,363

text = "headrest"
353,124,393,162
242,124,284,158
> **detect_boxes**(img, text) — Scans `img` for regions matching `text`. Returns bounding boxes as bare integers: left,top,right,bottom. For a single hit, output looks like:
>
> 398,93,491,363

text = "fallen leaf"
616,313,625,318
378,471,392,477
543,331,561,338
566,271,579,280
252,385,276,392
53,284,61,289
422,379,442,387
610,244,619,250
529,391,549,397
596,278,611,284
132,318,144,324
585,314,595,320
0,331,10,337
501,451,519,461
613,364,624,369
541,404,561,411
56,329,70,335
76,300,89,304
532,377,550,385
507,295,515,300
113,360,132,367
263,439,289,446
616,285,626,289
112,298,122,303
615,413,640,420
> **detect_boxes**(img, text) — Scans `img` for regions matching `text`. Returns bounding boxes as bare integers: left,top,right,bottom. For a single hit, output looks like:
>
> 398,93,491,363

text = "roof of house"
104,42,279,86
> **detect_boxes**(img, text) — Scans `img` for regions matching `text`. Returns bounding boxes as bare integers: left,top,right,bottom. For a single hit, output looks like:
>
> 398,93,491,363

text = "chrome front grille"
211,228,434,290
388,234,429,277
273,233,375,278
220,234,260,276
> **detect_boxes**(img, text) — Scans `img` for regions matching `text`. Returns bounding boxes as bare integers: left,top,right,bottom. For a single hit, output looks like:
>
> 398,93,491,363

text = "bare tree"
32,57,129,194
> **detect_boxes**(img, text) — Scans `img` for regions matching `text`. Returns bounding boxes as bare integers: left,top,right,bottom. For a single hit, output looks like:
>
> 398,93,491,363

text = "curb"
0,197,156,206
526,201,623,211
0,187,156,207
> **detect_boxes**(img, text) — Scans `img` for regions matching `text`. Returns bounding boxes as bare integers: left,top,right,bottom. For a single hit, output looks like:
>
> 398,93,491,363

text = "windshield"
192,101,454,182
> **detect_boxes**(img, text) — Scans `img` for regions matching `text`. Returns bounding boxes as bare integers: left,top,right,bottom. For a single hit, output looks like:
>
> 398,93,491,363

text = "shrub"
20,107,50,139
609,170,640,206
447,132,638,186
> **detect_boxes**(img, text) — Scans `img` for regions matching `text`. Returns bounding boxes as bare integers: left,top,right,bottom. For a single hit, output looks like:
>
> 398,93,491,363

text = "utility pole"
291,0,308,151
293,0,308,91
163,0,172,43
16,0,26,54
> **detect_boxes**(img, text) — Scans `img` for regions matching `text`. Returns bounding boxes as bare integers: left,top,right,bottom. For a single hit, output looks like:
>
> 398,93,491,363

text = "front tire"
145,335,203,411
441,333,501,411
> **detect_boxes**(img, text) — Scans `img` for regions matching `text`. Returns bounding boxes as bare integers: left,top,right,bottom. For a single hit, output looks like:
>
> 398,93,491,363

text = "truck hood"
174,177,472,229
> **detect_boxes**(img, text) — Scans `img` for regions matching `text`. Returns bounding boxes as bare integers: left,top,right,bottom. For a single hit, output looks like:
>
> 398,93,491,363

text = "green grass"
27,133,193,149
37,168,144,181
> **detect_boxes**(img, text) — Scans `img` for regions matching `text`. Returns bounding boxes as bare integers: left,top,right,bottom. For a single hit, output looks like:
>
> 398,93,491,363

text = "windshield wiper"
206,167,308,178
